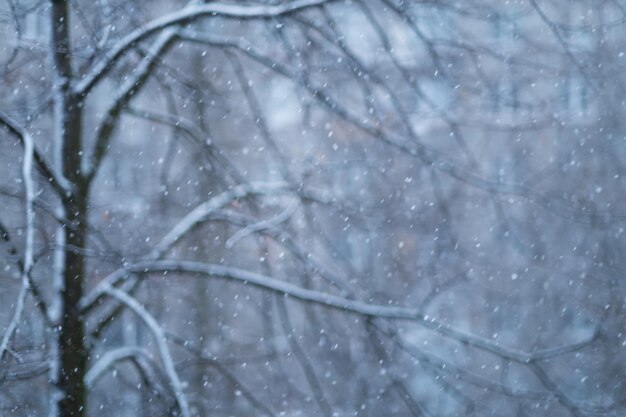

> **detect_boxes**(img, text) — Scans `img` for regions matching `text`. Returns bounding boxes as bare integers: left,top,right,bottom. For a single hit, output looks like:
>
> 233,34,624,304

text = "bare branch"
276,296,333,417
527,0,596,91
166,332,278,417
83,28,178,182
124,106,247,184
529,362,588,417
75,0,338,97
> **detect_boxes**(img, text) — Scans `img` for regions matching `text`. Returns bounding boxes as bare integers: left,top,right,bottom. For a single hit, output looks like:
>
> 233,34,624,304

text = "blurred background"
1,0,625,416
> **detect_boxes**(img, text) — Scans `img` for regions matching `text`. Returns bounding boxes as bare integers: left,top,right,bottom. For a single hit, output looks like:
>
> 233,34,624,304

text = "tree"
0,0,624,416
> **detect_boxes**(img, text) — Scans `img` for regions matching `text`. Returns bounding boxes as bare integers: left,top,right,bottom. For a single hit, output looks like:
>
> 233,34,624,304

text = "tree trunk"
54,100,88,417
51,1,89,416
55,105,88,417
57,194,88,417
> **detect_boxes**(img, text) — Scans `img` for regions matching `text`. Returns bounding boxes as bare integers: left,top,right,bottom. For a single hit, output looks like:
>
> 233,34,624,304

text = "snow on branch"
101,286,191,417
0,111,67,195
84,28,178,181
0,124,35,362
146,182,292,260
225,199,299,249
0,219,51,324
83,260,597,365
85,346,164,390
75,0,337,97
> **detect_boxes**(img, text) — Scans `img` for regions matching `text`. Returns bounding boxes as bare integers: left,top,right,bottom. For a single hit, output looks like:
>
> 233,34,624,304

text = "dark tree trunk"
57,194,88,417
51,1,89,416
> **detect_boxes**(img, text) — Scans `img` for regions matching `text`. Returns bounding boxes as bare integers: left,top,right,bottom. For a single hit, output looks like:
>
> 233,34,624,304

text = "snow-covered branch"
197,209,355,295
0,111,67,196
75,0,337,97
84,28,178,181
0,124,35,362
145,182,291,260
225,200,299,249
0,218,51,326
101,287,191,417
82,260,597,365
85,346,164,390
